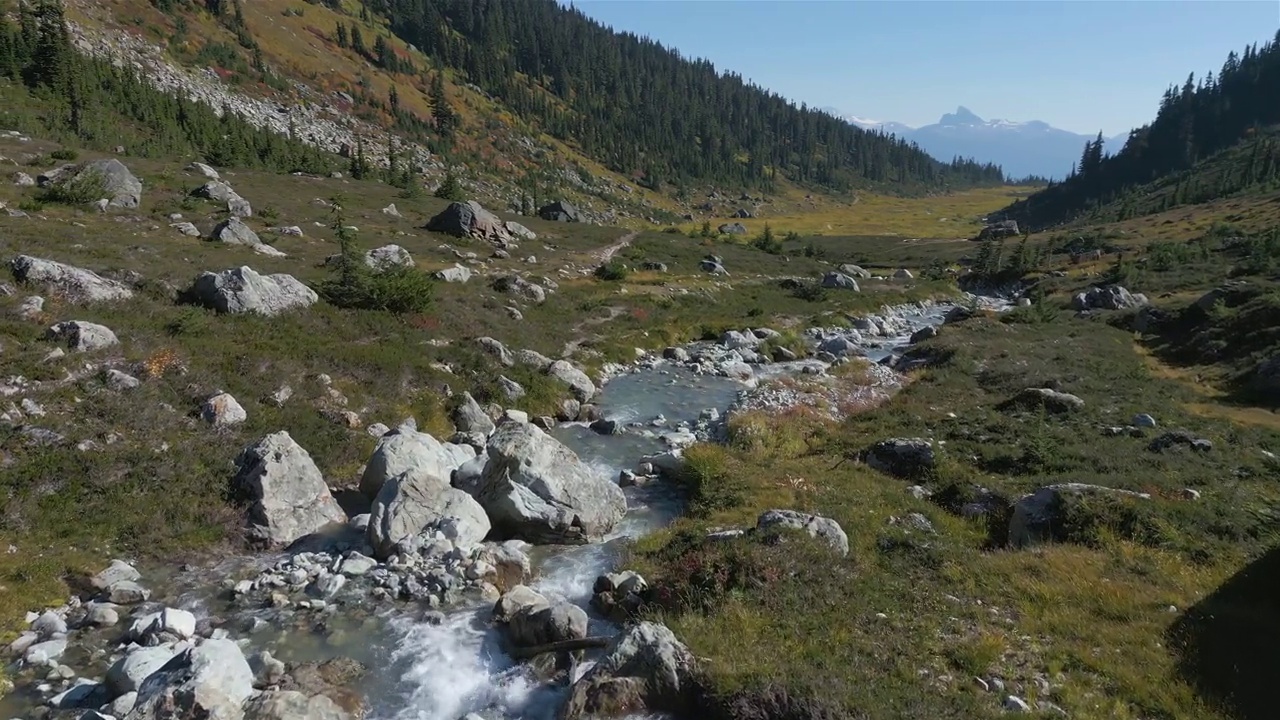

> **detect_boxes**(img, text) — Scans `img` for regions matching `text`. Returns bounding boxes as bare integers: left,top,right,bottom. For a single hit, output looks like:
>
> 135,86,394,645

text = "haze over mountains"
827,106,1128,180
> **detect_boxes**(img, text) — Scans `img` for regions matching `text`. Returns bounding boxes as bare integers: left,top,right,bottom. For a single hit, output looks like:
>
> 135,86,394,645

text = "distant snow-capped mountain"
827,106,1127,180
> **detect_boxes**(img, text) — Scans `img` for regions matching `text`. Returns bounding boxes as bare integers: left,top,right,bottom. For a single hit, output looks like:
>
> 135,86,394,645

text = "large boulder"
756,509,849,556
717,222,747,235
189,266,318,316
561,622,698,720
10,255,134,303
1008,483,1151,548
243,691,351,720
820,272,859,290
232,431,347,546
1007,387,1085,413
425,201,512,243
129,639,254,720
366,244,413,270
547,360,597,402
976,219,1019,241
47,320,118,352
68,159,142,209
107,646,178,696
472,421,626,543
358,424,476,499
866,438,935,478
210,217,264,247
191,181,252,217
492,274,547,304
839,264,871,278
433,265,471,283
538,200,580,223
453,392,496,436
368,472,491,559
508,600,588,648
1072,285,1148,311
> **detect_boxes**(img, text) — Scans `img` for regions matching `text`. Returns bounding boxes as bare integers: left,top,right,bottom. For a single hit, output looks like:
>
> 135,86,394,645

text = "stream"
0,296,1005,720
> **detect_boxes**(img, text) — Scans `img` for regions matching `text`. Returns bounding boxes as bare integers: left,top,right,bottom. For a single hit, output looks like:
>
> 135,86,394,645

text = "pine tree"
350,25,366,57
434,170,464,200
336,22,348,49
429,69,455,141
389,84,399,114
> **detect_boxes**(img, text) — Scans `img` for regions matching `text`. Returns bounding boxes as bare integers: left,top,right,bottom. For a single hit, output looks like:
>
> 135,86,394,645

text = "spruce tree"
350,25,366,57
336,22,348,49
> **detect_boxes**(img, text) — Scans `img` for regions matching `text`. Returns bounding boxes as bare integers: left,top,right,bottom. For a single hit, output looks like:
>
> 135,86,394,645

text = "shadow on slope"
1168,545,1280,720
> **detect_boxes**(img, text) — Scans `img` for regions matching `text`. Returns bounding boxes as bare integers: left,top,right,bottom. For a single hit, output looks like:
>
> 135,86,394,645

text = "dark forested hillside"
359,0,1003,193
1000,31,1280,229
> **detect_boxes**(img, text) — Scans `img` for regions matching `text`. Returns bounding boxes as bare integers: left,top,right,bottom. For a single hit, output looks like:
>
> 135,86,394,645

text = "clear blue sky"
568,1,1280,136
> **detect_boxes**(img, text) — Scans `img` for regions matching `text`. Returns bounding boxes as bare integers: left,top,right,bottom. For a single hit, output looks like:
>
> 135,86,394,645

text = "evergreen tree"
336,22,348,49
350,24,366,57
374,35,394,71
434,169,464,200
349,137,372,179
389,84,399,113
429,69,455,141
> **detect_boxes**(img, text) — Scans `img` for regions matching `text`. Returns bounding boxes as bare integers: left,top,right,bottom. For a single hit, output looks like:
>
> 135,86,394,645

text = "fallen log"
509,636,610,660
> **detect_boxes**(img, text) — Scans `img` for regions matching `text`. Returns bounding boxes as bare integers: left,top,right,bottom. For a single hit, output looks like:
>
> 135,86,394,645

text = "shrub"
679,444,744,517
751,224,783,254
594,260,630,282
317,202,435,313
38,169,107,205
791,281,826,302
49,148,78,161
434,171,465,201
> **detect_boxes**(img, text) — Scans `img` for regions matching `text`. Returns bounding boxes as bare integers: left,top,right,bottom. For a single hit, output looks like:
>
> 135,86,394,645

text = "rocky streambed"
1,295,1003,720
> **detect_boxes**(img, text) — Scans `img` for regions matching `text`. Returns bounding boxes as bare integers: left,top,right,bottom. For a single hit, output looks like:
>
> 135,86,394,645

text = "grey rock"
1149,430,1213,453
104,369,141,391
839,264,871,278
72,159,142,208
192,181,252,217
1072,285,1148,311
107,646,177,696
48,679,107,709
31,610,67,638
86,603,119,627
492,275,547,304
866,438,935,477
513,348,554,369
1011,387,1084,413
910,326,938,344
453,392,496,436
209,213,262,244
11,256,134,303
47,321,118,352
1009,483,1151,548
472,421,626,543
493,585,548,623
498,375,526,401
1132,413,1157,428
717,222,746,235
381,203,403,218
105,580,150,604
248,650,286,688
1004,695,1031,712
358,424,476,499
426,201,513,243
562,622,697,720
24,637,68,665
108,690,139,716
756,509,849,556
368,471,491,559
894,268,914,280
243,690,351,720
339,552,377,577
508,600,588,648
91,559,140,590
170,221,201,237
537,200,580,223
190,266,318,316
12,170,35,186
16,294,43,319
433,265,471,283
232,431,347,546
366,244,414,270
547,360,596,402
820,272,859,291
129,639,254,720
477,336,515,367
187,162,221,180
201,392,247,428
505,221,537,240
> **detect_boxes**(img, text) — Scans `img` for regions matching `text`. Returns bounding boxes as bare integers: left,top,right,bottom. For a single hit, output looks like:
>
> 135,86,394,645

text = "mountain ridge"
829,105,1127,179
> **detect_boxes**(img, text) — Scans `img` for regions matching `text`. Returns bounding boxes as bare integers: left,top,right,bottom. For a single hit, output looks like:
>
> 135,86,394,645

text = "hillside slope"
1000,31,1280,230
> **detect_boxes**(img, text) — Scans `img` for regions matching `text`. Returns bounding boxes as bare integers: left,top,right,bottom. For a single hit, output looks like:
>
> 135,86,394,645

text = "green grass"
628,308,1280,720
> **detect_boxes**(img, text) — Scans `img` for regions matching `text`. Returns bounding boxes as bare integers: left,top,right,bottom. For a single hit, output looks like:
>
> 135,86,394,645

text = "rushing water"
0,298,998,720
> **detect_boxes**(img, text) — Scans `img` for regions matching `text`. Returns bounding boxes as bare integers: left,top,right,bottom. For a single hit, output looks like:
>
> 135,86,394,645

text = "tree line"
1001,30,1280,229
0,0,332,173
350,0,1004,193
